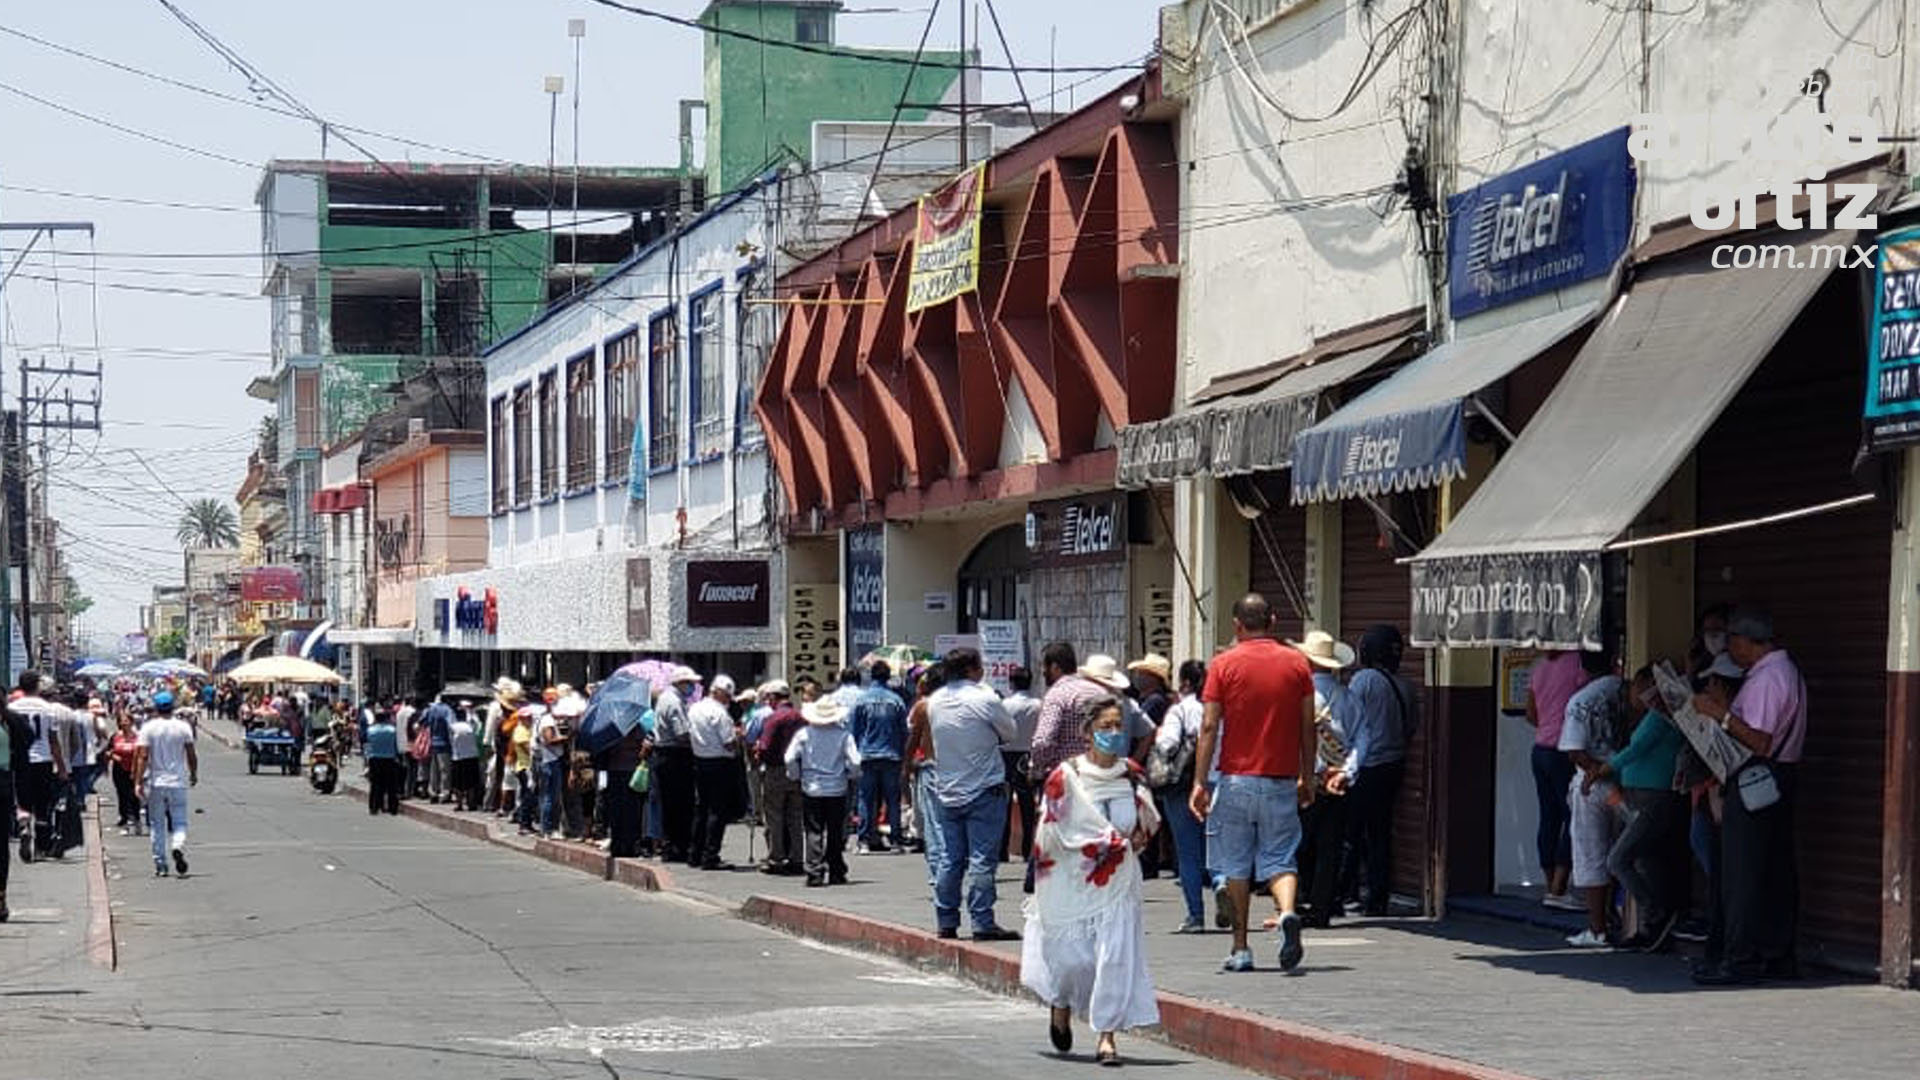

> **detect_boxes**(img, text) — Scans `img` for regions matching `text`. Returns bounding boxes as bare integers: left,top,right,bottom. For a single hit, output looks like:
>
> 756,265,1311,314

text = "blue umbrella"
576,671,656,754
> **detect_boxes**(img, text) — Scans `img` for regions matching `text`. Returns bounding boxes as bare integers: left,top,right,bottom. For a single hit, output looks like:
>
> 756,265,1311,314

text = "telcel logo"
1343,433,1401,476
1487,171,1568,264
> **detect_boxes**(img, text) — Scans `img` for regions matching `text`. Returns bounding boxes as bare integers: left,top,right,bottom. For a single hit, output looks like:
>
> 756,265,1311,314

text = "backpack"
1146,714,1196,790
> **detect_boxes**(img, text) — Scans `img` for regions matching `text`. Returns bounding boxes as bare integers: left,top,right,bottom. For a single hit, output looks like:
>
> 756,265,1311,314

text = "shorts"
1567,775,1619,889
1206,773,1302,884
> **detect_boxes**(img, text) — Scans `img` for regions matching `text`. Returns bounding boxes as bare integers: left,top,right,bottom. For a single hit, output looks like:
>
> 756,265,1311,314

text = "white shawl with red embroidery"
1025,755,1161,937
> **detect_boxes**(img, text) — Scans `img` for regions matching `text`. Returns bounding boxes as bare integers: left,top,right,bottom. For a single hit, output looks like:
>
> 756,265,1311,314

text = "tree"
152,629,187,659
176,498,240,548
60,574,92,618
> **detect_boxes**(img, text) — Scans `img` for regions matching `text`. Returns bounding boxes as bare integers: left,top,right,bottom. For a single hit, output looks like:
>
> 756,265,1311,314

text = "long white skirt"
1019,898,1160,1033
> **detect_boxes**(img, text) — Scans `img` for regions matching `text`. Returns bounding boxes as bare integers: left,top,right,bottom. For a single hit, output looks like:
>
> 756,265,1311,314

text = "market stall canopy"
1406,230,1850,649
1115,333,1417,488
1289,302,1601,505
229,655,344,685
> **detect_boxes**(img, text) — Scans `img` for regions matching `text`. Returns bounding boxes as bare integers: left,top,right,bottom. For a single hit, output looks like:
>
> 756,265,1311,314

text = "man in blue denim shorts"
1190,594,1319,972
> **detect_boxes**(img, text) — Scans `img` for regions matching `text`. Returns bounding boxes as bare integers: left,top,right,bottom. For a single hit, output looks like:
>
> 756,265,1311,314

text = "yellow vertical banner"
906,163,987,313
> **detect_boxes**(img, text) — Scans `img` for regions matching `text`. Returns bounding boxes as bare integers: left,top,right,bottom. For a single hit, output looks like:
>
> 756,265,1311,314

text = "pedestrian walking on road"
1023,694,1161,1065
688,675,741,870
754,681,807,875
785,698,862,886
651,668,700,863
109,711,144,834
9,671,70,863
926,648,1020,942
1190,594,1318,973
364,707,402,815
1150,660,1212,932
136,692,198,879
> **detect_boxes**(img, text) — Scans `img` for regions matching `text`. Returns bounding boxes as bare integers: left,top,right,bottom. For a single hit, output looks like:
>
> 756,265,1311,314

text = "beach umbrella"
229,655,344,685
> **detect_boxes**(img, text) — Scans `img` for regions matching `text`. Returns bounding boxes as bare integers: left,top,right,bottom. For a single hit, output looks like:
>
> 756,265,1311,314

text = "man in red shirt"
1190,594,1317,973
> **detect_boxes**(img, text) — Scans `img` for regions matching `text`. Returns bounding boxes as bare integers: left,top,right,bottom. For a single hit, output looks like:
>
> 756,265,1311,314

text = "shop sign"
1027,492,1127,569
786,583,840,690
1116,412,1211,487
1140,585,1174,660
906,164,986,313
240,566,304,603
924,590,952,613
1447,127,1635,318
978,619,1025,696
686,560,771,629
1408,551,1602,650
451,586,499,636
626,558,653,641
1863,224,1920,452
844,525,885,662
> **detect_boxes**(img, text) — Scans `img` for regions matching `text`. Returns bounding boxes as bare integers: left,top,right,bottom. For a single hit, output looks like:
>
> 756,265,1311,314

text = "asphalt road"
3,739,1253,1080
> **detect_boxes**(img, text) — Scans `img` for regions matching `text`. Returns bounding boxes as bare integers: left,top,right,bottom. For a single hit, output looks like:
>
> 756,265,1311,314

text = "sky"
0,0,1164,645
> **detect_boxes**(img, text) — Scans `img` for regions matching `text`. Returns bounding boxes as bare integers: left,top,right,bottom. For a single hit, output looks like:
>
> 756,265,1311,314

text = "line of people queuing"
1524,603,1805,985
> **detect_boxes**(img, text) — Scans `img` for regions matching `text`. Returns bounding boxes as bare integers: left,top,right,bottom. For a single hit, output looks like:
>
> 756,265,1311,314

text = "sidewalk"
1,797,114,990
254,720,1920,1080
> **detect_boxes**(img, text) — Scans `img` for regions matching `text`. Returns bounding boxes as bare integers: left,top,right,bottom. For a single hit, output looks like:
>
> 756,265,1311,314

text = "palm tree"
176,498,240,548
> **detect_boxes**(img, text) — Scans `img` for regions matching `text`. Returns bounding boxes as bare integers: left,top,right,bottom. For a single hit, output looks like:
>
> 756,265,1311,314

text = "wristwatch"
1718,712,1733,732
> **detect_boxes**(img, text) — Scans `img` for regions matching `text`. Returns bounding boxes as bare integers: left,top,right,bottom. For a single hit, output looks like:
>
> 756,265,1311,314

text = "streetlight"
544,74,565,271
569,19,586,272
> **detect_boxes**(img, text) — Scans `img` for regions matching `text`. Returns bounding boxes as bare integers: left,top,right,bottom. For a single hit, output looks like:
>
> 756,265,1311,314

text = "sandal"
1048,1007,1073,1053
1097,1043,1121,1067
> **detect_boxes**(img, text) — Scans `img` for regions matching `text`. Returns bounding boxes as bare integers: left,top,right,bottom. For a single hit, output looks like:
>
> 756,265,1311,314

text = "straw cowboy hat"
1126,653,1173,685
803,699,848,725
1076,654,1132,692
1289,629,1356,670
493,676,525,704
669,665,701,686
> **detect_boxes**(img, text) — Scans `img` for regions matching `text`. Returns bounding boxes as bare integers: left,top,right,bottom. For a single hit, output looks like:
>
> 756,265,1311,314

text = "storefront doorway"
958,524,1030,635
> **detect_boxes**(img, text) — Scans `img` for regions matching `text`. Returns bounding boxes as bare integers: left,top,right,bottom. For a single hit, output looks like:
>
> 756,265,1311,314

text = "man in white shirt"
650,669,699,864
9,672,70,861
135,692,198,878
688,675,741,870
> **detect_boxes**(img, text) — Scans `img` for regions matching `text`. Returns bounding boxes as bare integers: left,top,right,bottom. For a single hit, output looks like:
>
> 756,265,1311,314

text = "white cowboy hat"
669,665,701,685
1126,653,1172,684
1076,654,1132,692
1289,630,1356,670
803,700,847,725
759,679,791,699
710,674,737,696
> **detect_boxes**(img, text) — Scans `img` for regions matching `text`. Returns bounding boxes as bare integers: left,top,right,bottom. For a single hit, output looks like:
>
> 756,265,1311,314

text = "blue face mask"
1092,729,1131,757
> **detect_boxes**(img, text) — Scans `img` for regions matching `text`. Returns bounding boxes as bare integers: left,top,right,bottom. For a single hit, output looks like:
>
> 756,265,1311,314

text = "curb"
82,798,115,971
339,778,669,892
739,895,1535,1080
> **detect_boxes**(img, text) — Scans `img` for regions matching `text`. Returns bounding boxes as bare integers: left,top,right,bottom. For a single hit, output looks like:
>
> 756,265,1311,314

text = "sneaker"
1671,917,1710,944
172,848,189,877
154,859,169,878
1222,948,1255,972
1542,892,1584,912
856,841,871,856
119,826,132,837
1277,912,1305,971
1172,917,1206,934
1565,929,1610,949
1644,912,1679,954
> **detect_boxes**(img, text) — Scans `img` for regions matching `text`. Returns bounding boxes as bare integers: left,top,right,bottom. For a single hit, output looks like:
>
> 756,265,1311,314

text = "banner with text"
978,619,1025,696
1409,550,1603,649
1865,225,1920,452
844,525,886,663
786,583,841,691
906,164,986,313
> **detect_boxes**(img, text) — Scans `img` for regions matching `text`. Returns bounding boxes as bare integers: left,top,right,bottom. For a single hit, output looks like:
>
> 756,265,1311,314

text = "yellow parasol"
228,655,344,685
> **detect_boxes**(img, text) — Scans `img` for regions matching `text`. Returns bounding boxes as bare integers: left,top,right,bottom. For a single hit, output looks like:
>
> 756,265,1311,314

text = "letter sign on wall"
685,560,772,628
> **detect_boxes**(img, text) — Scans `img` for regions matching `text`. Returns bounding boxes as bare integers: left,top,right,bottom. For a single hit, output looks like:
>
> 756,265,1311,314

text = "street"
1,735,1250,1080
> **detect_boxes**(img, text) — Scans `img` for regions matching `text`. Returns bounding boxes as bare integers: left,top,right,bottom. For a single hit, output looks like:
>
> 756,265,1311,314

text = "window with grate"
795,6,831,44
565,351,596,491
604,328,640,483
537,369,559,498
490,394,509,513
647,311,680,471
689,285,727,459
511,384,533,506
735,271,773,448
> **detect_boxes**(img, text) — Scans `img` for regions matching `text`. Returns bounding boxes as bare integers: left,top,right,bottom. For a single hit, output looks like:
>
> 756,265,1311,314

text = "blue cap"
152,690,175,711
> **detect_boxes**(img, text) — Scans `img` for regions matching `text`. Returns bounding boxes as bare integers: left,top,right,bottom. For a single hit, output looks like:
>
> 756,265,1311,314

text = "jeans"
1001,751,1036,861
652,747,696,861
804,793,849,881
1342,760,1404,910
148,785,189,865
1717,763,1799,966
1690,797,1717,881
429,751,453,801
368,757,402,815
1531,744,1575,880
112,762,142,827
514,768,535,829
1300,791,1351,920
933,787,1009,933
915,770,947,888
691,757,737,865
1608,788,1685,925
762,767,806,868
857,763,902,848
1160,784,1208,922
538,757,567,835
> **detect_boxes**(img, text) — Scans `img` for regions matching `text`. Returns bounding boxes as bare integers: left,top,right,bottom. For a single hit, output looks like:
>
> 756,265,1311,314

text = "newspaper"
1651,660,1750,783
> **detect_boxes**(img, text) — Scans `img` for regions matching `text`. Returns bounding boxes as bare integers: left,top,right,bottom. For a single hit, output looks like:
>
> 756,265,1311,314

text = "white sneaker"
1565,929,1610,949
1542,892,1583,911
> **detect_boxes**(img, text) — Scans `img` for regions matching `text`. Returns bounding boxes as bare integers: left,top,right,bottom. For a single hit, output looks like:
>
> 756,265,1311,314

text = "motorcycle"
308,731,338,795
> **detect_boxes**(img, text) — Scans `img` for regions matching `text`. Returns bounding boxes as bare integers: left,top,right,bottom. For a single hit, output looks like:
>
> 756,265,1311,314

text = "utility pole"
958,0,969,168
569,19,586,275
0,216,96,683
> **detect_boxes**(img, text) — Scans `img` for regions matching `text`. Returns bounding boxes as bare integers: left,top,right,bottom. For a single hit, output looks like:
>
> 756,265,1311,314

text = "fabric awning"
1406,230,1849,649
1116,334,1414,488
1289,302,1601,505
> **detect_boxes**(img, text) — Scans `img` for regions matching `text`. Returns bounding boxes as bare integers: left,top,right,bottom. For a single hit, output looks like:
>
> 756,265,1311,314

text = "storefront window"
604,328,640,483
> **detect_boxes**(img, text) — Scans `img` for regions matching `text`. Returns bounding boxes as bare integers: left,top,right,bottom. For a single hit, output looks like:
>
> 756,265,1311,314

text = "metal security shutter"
1341,498,1431,903
1694,277,1888,965
1247,498,1310,644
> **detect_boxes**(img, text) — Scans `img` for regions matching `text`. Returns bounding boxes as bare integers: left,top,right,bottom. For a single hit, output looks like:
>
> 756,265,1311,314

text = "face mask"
1704,631,1728,655
1092,729,1131,757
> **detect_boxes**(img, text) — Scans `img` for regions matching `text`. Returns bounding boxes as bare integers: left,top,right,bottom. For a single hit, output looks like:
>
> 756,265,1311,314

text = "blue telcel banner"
1446,126,1635,318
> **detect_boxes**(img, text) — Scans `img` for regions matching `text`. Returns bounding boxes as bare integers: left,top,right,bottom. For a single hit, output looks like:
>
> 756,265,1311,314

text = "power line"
580,0,1145,74
0,77,255,168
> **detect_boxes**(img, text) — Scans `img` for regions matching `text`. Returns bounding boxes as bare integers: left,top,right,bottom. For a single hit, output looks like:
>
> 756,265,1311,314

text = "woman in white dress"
1021,695,1161,1066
